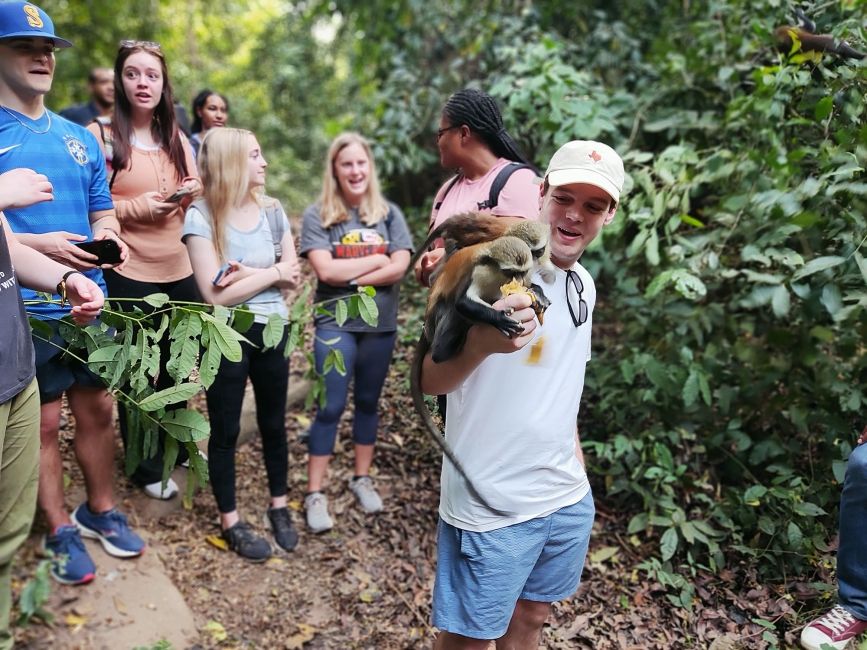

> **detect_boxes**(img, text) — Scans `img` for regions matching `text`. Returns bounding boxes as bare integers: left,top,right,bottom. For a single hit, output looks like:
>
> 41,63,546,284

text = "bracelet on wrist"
56,270,83,306
274,265,284,281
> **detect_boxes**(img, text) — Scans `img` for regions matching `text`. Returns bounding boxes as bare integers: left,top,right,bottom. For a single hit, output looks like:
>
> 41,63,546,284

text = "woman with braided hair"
414,88,540,286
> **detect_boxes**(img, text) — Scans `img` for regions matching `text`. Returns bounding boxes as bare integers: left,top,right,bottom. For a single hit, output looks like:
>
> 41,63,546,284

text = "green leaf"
679,213,704,228
682,370,699,407
138,382,201,412
335,298,348,325
792,256,846,281
771,285,790,317
160,408,210,442
627,512,648,534
166,313,202,383
787,521,803,548
202,317,244,363
660,527,678,561
814,96,833,121
358,293,379,327
854,252,867,285
143,292,170,308
231,307,255,334
792,502,826,517
821,284,843,316
743,484,767,506
645,229,660,266
262,313,285,349
199,330,221,389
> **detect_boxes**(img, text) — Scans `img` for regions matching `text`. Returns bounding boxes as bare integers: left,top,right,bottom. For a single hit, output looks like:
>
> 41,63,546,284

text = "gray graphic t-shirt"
299,202,413,332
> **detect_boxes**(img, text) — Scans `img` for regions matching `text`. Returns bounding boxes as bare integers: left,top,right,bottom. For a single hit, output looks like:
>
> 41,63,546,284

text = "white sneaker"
143,477,179,500
304,492,334,533
349,476,383,513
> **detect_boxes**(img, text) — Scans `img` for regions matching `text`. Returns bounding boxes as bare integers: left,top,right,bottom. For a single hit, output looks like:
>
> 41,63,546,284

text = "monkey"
774,8,865,61
411,211,557,286
411,234,544,516
775,26,866,60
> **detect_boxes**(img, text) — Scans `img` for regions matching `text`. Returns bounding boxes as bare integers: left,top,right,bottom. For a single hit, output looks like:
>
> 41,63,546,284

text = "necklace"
1,105,51,134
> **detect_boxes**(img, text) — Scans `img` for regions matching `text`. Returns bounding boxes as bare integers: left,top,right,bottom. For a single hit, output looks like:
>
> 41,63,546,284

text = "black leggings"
104,270,201,485
205,323,289,513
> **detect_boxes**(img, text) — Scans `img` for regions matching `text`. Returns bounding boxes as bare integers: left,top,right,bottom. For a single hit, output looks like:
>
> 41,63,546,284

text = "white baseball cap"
544,140,625,202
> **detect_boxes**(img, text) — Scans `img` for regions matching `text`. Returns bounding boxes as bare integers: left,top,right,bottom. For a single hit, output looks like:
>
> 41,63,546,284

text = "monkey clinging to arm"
411,235,548,516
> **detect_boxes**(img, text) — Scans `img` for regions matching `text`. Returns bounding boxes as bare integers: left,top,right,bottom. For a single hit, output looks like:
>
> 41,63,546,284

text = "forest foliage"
45,0,867,588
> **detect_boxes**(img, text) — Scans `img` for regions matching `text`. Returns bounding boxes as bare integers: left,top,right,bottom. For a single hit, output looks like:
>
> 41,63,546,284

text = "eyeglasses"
565,269,588,327
436,125,460,142
119,40,162,52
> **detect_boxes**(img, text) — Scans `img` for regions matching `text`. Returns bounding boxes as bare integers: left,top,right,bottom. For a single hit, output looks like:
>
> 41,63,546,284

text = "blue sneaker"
71,503,146,558
42,525,96,585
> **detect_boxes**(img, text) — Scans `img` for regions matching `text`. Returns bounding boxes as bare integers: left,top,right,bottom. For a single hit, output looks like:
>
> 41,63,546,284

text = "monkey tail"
411,331,513,517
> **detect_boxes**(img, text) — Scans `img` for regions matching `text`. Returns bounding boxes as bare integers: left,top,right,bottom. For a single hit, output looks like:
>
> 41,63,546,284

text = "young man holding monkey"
419,140,625,648
0,1,142,587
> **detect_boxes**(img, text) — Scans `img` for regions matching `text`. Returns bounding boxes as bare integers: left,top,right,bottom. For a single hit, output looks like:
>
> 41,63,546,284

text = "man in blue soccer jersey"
0,1,144,586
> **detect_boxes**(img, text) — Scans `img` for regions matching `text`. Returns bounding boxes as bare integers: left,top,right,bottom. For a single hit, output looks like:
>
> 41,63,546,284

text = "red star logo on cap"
589,150,602,162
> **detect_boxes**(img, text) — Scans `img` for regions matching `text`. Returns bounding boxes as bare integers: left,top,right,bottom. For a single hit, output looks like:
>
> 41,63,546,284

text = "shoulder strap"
262,196,286,261
477,162,533,211
431,174,462,222
92,116,118,190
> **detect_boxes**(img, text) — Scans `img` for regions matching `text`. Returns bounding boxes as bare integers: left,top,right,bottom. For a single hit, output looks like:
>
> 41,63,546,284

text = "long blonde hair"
318,132,389,228
198,128,261,261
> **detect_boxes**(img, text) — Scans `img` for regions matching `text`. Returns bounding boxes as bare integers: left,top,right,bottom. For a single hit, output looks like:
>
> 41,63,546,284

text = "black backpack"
433,162,534,216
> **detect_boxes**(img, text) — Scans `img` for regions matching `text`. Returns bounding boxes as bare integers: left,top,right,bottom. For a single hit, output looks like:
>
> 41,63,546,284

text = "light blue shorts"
432,492,595,640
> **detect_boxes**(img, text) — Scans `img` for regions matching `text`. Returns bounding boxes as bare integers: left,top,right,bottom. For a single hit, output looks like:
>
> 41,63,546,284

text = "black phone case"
75,239,122,264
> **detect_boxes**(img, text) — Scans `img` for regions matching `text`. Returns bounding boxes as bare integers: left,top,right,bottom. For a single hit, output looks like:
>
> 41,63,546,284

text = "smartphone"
212,259,243,285
165,187,192,203
74,238,122,265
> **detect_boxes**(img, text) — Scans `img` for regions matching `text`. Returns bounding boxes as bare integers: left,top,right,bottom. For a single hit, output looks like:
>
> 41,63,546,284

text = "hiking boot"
222,521,271,562
143,477,179,500
72,503,146,558
349,476,383,513
304,492,334,533
42,525,96,585
801,604,867,650
266,507,298,552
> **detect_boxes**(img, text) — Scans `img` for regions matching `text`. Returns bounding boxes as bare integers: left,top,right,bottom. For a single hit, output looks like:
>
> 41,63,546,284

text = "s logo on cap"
24,5,43,28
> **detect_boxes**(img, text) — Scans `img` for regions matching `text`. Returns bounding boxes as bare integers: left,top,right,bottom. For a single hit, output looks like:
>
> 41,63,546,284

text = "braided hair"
442,88,533,167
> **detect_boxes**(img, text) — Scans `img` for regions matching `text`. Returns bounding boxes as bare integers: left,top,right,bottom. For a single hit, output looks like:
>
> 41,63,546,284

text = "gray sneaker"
304,492,334,533
349,476,383,513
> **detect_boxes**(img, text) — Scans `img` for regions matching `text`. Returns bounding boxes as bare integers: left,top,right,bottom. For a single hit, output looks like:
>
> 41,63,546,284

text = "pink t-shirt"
429,158,540,230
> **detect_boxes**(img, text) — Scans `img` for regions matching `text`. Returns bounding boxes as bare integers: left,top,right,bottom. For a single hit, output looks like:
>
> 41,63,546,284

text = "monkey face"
541,182,616,267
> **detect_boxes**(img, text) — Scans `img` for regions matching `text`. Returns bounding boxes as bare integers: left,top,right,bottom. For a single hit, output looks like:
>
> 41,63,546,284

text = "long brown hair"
318,132,388,228
110,41,189,180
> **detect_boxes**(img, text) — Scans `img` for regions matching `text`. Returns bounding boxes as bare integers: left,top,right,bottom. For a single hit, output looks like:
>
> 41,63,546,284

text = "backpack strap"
262,196,286,261
476,162,533,211
92,116,118,190
430,174,462,231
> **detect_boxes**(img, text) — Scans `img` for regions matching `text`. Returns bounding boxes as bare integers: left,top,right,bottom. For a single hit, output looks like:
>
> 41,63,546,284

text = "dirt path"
9,298,828,649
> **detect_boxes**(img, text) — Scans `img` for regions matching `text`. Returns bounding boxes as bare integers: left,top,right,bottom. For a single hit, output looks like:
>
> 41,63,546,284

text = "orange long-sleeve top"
87,123,198,282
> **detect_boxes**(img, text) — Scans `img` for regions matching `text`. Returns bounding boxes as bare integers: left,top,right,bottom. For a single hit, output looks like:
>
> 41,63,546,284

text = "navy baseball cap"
0,2,72,48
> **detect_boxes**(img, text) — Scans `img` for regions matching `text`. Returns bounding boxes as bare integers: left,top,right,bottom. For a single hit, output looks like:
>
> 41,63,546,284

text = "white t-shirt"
439,264,594,532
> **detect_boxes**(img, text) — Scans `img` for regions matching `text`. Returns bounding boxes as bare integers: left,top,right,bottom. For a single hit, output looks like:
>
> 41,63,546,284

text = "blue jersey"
0,108,113,319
